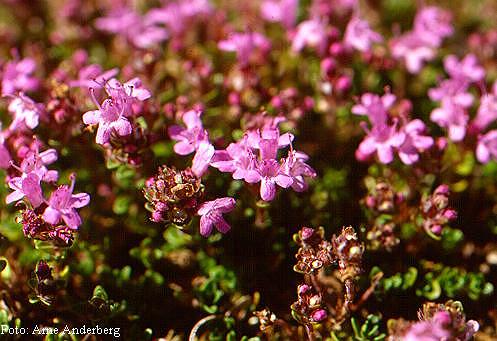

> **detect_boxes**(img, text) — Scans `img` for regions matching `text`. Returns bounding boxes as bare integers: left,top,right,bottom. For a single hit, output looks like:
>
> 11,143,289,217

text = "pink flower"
1,57,39,95
168,110,214,177
291,19,328,55
389,6,452,73
7,93,44,131
282,150,317,192
474,89,497,131
95,7,169,48
197,197,236,237
414,6,453,46
352,92,396,126
398,119,434,164
390,33,436,73
344,16,383,52
210,139,261,183
83,78,150,145
218,32,270,66
69,64,119,88
0,128,11,169
43,174,90,229
430,100,469,141
476,130,497,163
146,0,211,35
260,0,298,29
6,146,59,207
257,159,293,201
404,314,451,341
443,54,485,83
356,121,405,164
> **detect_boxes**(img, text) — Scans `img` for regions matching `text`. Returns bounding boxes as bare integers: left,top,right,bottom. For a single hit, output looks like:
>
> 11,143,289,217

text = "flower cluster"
429,54,484,141
83,77,151,145
211,118,316,201
390,6,453,73
353,91,434,164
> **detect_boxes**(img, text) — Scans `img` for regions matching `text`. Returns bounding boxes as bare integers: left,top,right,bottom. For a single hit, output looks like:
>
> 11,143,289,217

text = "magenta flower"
474,89,497,131
404,314,451,341
351,92,396,126
260,0,298,29
69,64,119,88
7,93,44,131
291,19,328,55
83,96,132,145
413,6,453,46
83,78,150,145
168,110,214,177
356,120,405,164
197,197,236,237
430,100,469,141
6,146,58,207
1,57,39,95
210,139,260,183
6,172,44,208
257,159,293,201
282,150,317,192
344,16,383,52
0,127,11,169
43,174,90,229
168,110,209,155
95,7,169,48
476,130,497,163
390,33,436,73
218,32,270,66
398,119,434,164
444,54,485,83
146,0,211,35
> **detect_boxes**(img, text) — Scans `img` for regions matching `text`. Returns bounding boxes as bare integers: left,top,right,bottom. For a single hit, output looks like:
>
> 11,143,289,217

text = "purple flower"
83,78,150,145
168,110,214,177
344,16,383,52
352,92,396,126
210,139,261,183
282,150,317,192
474,89,497,131
168,110,209,155
476,130,497,163
398,119,434,164
83,95,132,145
43,174,90,229
0,127,11,169
390,33,436,73
146,0,212,35
218,32,271,66
291,19,328,55
443,54,485,83
430,100,469,142
356,120,406,164
403,314,451,341
69,64,119,88
260,0,298,29
257,159,293,201
95,7,169,48
6,172,44,208
197,197,236,237
7,93,44,131
6,146,58,207
1,57,39,95
413,6,453,46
